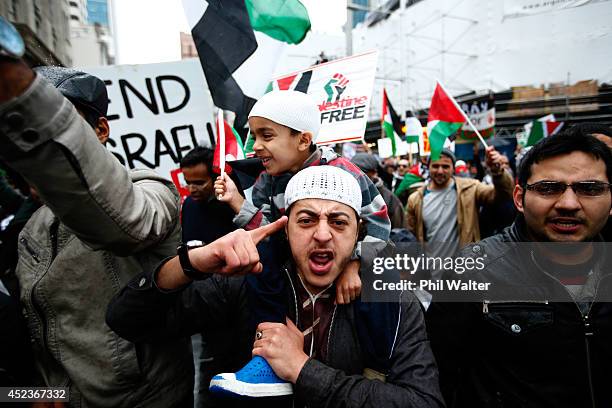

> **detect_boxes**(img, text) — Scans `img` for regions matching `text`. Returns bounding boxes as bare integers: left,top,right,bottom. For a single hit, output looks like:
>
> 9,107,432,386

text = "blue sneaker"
209,356,293,398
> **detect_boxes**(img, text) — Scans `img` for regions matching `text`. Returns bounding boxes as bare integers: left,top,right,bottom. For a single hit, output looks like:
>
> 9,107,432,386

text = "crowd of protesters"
2,48,612,408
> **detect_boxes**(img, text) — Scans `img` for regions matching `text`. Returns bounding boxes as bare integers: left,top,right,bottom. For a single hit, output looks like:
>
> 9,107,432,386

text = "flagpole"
437,81,489,149
380,89,385,146
408,141,413,165
217,109,226,200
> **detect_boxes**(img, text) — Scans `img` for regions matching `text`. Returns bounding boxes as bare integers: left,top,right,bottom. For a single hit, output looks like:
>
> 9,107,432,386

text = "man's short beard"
433,175,449,187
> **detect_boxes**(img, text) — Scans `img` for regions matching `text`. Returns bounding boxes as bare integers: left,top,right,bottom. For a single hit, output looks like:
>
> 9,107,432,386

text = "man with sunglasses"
427,129,612,407
393,159,412,194
571,123,612,241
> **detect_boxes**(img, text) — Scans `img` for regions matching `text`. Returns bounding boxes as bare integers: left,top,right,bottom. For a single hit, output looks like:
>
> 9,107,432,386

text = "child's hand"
335,259,361,304
214,173,244,213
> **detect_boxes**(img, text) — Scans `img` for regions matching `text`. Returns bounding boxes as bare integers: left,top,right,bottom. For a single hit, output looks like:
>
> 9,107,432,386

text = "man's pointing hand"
190,216,288,276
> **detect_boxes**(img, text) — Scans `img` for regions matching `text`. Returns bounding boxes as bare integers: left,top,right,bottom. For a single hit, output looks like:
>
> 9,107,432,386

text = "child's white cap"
248,90,321,142
284,166,362,215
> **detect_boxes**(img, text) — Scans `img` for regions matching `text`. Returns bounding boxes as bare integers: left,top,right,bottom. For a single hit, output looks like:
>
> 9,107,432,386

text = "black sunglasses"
524,181,612,197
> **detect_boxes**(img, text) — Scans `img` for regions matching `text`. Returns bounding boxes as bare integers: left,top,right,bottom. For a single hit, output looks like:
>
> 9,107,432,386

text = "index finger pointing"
248,216,288,244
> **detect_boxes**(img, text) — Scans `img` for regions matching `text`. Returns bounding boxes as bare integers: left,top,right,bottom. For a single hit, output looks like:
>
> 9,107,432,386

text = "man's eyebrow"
328,211,351,219
296,209,319,217
295,209,352,219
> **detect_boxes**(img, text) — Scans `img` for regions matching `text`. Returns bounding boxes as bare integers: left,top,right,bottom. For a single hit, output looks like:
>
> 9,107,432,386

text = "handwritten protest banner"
85,60,215,186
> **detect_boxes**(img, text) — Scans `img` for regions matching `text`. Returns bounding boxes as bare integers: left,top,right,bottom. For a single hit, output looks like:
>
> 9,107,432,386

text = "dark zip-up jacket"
106,246,444,408
427,218,612,408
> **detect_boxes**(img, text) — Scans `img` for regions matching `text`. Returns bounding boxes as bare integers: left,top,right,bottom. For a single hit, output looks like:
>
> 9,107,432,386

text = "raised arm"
475,146,514,205
0,60,179,254
106,217,288,341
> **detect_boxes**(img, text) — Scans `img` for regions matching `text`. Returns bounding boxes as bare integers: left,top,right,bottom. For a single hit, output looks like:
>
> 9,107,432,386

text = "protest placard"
268,50,379,145
85,59,215,187
457,93,495,144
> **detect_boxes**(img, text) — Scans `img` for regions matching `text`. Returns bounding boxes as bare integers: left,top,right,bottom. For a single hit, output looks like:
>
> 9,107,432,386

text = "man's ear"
298,131,313,152
95,117,110,145
356,218,365,243
513,184,525,214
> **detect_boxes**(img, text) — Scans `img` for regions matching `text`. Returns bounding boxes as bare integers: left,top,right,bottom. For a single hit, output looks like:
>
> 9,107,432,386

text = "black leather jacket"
427,218,612,408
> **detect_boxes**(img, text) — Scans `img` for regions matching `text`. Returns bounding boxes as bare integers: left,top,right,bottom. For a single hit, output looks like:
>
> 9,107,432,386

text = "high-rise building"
71,0,115,67
69,0,88,26
0,0,72,66
87,0,109,26
180,32,198,59
352,0,369,27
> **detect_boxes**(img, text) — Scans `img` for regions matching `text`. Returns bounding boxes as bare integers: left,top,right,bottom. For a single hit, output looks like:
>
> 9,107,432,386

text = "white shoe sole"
209,375,293,397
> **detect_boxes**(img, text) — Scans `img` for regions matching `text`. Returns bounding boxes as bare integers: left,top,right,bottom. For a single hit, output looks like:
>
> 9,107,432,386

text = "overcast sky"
113,0,346,64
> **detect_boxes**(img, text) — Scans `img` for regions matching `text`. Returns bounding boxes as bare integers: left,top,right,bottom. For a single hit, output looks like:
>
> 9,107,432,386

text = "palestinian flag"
427,83,466,160
395,164,424,197
404,111,422,144
183,0,311,127
243,133,256,158
213,118,246,175
266,69,313,94
525,120,564,146
382,89,404,156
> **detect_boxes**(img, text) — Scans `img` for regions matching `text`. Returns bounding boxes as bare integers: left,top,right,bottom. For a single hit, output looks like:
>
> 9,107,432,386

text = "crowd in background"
2,56,612,408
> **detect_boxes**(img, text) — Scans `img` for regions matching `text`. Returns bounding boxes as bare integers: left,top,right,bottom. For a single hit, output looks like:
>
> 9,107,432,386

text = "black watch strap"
177,243,205,280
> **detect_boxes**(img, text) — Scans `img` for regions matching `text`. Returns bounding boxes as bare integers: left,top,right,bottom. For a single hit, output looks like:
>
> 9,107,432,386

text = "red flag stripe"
427,83,465,124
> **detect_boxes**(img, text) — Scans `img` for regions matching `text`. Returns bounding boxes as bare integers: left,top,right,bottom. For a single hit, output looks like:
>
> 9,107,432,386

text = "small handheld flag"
213,110,247,185
382,89,403,156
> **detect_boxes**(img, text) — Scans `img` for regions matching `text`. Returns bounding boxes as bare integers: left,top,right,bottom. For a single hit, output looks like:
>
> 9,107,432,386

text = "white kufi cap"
284,166,362,215
249,90,321,142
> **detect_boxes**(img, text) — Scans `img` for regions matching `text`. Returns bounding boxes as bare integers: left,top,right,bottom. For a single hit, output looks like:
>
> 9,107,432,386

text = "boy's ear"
298,131,313,152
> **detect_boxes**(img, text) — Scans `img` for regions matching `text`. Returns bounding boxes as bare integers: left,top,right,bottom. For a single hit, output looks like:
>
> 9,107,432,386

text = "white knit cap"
249,90,321,142
284,166,362,215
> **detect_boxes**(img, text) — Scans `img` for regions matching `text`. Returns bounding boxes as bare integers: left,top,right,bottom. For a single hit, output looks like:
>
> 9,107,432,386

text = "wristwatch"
177,243,206,280
0,16,25,59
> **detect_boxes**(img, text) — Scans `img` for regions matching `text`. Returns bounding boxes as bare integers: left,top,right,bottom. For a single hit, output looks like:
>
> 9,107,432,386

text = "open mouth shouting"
547,217,584,234
308,249,335,275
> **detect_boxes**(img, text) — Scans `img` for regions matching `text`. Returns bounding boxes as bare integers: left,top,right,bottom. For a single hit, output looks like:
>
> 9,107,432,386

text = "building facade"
68,0,88,26
0,0,73,66
70,0,115,67
353,0,612,124
180,32,198,59
87,0,109,26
